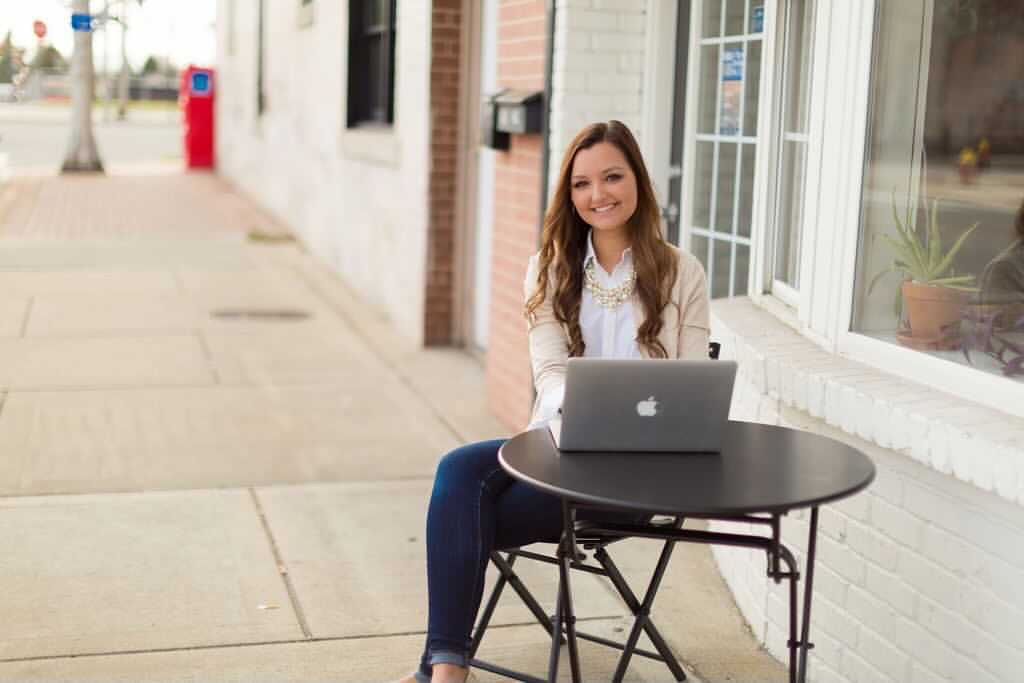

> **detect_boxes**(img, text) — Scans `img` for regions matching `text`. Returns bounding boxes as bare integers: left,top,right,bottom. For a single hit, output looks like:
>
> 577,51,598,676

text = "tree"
62,0,104,173
0,32,19,84
141,55,159,75
30,45,68,72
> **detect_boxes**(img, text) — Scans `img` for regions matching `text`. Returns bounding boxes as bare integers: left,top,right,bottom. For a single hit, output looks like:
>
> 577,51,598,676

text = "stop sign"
33,20,47,39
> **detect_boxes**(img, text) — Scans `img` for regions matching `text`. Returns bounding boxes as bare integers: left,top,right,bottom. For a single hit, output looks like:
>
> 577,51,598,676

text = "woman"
400,120,710,683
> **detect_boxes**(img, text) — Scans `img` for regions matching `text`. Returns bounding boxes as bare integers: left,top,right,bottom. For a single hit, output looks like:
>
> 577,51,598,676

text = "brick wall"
711,298,1024,683
425,0,464,345
485,0,547,431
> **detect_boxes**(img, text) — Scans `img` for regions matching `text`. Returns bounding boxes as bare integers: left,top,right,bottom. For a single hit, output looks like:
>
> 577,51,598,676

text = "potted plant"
868,193,979,350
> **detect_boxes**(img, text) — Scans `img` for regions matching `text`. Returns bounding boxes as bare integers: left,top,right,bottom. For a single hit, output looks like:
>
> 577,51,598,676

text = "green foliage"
868,192,979,297
0,31,18,84
30,45,67,72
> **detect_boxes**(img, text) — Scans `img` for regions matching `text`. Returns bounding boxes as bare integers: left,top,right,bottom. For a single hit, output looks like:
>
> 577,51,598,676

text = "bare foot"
431,663,470,683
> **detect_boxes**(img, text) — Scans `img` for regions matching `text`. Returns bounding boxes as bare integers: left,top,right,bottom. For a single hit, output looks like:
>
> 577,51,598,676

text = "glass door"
685,0,764,298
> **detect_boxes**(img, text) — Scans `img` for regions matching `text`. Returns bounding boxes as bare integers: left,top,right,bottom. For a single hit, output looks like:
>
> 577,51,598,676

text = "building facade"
215,1,1024,681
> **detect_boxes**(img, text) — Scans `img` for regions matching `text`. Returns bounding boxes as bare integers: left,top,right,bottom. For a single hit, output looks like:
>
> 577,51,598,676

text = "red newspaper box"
180,66,214,168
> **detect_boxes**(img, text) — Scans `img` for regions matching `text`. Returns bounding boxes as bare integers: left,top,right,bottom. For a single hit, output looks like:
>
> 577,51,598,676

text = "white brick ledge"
711,298,1024,507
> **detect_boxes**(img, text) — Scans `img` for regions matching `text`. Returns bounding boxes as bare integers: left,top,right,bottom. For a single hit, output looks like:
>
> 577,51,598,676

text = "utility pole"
102,0,110,121
61,0,104,173
117,0,129,120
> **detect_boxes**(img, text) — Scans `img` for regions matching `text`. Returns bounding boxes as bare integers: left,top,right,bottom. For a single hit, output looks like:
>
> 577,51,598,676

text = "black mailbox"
494,90,543,135
480,89,510,150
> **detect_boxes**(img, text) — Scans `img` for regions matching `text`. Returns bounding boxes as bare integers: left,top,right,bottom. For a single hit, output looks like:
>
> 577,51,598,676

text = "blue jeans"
417,438,643,679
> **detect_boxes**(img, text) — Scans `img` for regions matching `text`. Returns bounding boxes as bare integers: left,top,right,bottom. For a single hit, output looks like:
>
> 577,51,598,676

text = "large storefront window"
854,0,1024,382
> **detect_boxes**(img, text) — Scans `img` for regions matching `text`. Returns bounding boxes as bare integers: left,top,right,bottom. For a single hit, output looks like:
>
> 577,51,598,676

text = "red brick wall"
486,0,548,431
425,0,463,345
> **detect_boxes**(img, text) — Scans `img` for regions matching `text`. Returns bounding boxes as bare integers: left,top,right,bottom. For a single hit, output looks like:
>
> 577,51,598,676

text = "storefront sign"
720,46,744,135
751,6,764,33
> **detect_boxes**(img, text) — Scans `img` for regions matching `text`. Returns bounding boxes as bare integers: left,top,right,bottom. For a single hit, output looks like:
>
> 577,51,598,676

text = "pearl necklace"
584,257,636,309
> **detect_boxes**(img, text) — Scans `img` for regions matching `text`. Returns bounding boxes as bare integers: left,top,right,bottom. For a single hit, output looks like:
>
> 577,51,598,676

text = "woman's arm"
677,255,712,360
524,254,570,426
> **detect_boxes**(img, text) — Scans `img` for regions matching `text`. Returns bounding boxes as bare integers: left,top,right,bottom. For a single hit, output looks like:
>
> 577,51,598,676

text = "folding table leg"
547,578,562,682
609,536,681,683
796,507,820,683
596,547,687,682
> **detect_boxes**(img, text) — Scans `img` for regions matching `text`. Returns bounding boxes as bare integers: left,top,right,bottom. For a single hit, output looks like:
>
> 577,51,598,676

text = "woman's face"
569,141,638,237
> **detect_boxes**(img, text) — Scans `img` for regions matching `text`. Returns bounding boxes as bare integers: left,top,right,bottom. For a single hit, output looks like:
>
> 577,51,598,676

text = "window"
347,0,397,127
853,1,1024,384
687,0,764,299
769,0,814,304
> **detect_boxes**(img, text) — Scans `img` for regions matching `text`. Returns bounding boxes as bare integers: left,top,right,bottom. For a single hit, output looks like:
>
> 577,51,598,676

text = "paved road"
0,103,180,171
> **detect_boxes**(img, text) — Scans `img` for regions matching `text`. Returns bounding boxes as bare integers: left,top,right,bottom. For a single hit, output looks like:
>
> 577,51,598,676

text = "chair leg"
596,544,687,683
469,553,514,659
495,552,561,639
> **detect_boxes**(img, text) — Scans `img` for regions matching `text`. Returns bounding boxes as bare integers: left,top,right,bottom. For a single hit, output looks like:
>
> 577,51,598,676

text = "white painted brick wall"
548,0,648,187
710,298,1024,682
215,0,431,344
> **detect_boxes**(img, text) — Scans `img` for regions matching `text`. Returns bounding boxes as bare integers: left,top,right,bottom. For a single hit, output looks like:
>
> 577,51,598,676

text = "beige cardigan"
524,245,712,425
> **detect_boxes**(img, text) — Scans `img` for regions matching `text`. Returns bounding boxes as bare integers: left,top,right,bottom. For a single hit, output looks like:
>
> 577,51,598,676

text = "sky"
1,0,217,73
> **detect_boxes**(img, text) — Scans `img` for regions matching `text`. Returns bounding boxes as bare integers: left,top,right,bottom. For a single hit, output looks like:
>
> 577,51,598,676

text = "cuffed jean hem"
429,650,468,668
417,649,468,682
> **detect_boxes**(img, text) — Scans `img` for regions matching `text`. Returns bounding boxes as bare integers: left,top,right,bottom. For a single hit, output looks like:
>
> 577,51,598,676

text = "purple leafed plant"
954,307,1024,377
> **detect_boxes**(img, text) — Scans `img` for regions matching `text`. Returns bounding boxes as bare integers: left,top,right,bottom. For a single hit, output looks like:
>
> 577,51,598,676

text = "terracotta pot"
901,280,969,342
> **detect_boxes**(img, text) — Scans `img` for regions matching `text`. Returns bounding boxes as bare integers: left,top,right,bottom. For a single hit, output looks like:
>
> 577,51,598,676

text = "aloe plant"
868,192,979,295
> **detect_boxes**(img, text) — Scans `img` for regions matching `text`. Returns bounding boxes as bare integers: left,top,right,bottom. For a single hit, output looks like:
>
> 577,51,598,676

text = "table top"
499,421,875,516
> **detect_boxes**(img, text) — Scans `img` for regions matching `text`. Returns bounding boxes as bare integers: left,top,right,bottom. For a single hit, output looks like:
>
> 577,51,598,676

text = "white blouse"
528,231,641,429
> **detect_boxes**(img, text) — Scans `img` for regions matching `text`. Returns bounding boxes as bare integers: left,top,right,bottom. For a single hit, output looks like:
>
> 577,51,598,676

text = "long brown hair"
525,120,678,358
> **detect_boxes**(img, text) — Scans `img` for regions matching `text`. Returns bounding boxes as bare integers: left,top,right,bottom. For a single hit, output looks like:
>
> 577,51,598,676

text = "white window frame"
765,0,815,308
681,0,767,300
803,0,1024,420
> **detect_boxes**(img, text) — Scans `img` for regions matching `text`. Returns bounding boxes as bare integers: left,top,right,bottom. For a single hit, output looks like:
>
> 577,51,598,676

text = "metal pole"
61,0,104,173
102,1,110,121
117,0,128,120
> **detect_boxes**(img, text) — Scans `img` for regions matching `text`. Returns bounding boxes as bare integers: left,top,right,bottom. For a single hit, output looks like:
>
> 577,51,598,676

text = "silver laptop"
547,358,738,453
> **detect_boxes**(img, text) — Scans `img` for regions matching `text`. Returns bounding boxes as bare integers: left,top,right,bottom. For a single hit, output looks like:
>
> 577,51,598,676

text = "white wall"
712,299,1024,683
215,0,432,344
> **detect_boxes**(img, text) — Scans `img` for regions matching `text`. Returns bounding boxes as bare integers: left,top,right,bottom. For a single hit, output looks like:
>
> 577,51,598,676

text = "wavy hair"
525,120,678,358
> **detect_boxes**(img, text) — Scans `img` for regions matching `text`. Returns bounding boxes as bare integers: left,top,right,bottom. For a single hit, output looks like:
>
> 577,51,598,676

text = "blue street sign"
71,13,93,32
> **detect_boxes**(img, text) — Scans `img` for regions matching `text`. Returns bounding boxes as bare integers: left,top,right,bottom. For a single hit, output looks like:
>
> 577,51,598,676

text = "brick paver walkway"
0,167,288,240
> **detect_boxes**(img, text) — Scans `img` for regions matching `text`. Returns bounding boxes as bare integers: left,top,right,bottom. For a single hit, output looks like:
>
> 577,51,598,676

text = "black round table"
494,420,875,683
499,420,875,516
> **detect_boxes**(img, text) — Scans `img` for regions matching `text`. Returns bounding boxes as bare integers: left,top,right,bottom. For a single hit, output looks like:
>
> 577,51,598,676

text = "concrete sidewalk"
0,172,785,682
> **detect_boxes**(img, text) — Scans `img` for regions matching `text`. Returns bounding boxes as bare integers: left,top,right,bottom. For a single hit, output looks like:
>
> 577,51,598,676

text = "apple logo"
636,396,659,417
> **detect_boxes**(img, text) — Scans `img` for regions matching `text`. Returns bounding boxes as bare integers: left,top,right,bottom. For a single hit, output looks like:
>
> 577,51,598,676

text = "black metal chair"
468,342,721,683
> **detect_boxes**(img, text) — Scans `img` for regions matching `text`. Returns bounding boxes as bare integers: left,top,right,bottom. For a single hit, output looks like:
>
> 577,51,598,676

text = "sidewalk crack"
194,331,221,384
19,297,33,337
248,487,313,639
